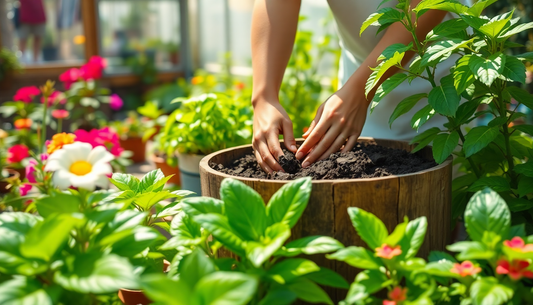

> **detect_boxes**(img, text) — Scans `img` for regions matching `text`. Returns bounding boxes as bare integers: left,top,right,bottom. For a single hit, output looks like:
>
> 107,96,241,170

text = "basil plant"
363,0,533,227
142,177,348,305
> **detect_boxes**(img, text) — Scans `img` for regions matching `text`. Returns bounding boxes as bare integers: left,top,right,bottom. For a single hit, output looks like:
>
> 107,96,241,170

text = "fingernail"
295,152,302,159
302,161,310,168
290,145,297,151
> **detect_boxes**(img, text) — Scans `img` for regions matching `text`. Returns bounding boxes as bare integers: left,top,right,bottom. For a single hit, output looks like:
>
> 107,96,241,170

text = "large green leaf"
501,55,526,84
288,278,333,305
470,277,513,305
348,207,388,250
181,197,224,217
193,214,246,256
410,127,441,153
360,8,404,35
0,212,41,235
326,246,381,270
463,126,500,157
464,189,511,243
466,0,498,17
424,260,459,278
179,248,216,289
94,209,146,243
220,178,267,241
513,125,533,137
110,173,140,192
467,176,511,192
258,288,297,305
245,223,291,267
515,161,533,178
428,74,460,117
266,177,311,229
415,0,468,16
422,39,472,67
54,253,138,293
389,93,427,127
141,274,191,305
426,18,468,41
469,53,505,87
398,217,428,259
0,278,60,305
432,132,459,164
453,55,475,94
378,43,412,61
499,21,533,39
194,272,258,305
267,258,320,284
161,211,203,250
371,73,408,112
34,193,81,218
517,176,533,197
305,267,349,289
133,191,179,211
104,226,162,257
506,86,533,110
365,51,405,96
138,169,165,193
276,236,343,257
479,17,511,38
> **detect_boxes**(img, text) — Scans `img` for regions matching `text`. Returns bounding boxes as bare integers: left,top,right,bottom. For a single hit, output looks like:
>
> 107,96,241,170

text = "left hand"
295,86,369,168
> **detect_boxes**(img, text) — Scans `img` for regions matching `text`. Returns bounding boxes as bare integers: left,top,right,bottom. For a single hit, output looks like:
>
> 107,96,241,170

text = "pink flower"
7,144,30,164
19,184,32,196
375,244,402,260
80,56,106,80
52,109,70,119
496,259,533,281
503,237,533,253
13,86,40,103
41,91,66,106
109,94,123,110
74,127,123,156
59,68,81,89
450,261,482,277
26,159,38,183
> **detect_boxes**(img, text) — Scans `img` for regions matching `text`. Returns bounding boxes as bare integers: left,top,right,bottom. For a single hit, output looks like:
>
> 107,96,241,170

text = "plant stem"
456,128,482,178
57,119,63,133
502,123,517,187
41,100,49,155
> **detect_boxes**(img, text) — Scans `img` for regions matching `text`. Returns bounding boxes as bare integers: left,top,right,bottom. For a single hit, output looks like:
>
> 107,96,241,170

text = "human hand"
296,87,369,167
252,98,297,173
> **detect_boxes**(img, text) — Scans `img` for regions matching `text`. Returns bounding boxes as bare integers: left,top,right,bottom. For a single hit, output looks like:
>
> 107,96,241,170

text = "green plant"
161,93,252,156
0,48,21,81
137,101,168,141
142,177,347,304
109,111,146,139
127,52,158,85
362,0,533,228
331,187,533,305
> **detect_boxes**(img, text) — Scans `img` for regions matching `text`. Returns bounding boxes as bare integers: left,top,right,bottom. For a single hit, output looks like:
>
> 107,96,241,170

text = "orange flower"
235,81,245,90
47,133,76,154
191,76,204,85
450,261,482,277
496,259,533,281
383,301,396,305
382,286,408,305
503,237,533,253
14,118,33,130
375,244,402,259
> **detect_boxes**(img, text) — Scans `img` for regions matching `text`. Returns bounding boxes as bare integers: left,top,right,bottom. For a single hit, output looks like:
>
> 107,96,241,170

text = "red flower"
52,109,70,119
14,118,33,130
376,244,402,259
450,261,481,277
503,237,533,253
7,144,30,164
59,68,81,89
80,56,106,80
13,86,40,103
382,286,407,305
496,259,533,281
41,91,66,106
109,94,123,110
383,301,396,305
19,183,32,196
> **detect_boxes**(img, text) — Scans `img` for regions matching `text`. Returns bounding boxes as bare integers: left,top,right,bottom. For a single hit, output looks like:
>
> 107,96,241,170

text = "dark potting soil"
210,143,437,180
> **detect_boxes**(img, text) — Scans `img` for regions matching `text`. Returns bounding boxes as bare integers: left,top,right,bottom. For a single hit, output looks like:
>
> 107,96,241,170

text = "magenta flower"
13,86,40,103
59,68,82,90
26,159,38,183
41,91,66,106
74,127,123,157
80,56,106,81
52,109,70,119
19,183,32,196
7,144,30,164
109,94,124,110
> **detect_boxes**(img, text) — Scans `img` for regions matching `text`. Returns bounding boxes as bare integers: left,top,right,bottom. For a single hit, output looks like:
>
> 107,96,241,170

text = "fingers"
300,127,341,167
317,135,348,161
254,149,273,174
258,139,283,172
341,135,359,153
296,120,330,161
303,104,324,139
282,120,297,153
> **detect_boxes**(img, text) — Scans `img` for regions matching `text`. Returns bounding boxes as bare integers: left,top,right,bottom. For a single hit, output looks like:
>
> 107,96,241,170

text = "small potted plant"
149,134,181,186
161,93,252,194
0,129,20,194
0,48,21,90
111,111,147,163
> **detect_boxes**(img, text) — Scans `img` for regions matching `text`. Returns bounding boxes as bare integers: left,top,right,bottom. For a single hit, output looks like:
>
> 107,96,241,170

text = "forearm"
251,0,301,105
345,7,448,101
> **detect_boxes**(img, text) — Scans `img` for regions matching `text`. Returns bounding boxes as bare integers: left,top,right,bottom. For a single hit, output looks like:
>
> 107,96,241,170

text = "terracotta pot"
120,137,146,163
0,169,20,194
7,167,25,181
151,154,181,186
118,260,170,305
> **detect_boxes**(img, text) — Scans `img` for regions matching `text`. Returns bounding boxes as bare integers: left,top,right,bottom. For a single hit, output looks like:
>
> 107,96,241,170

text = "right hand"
252,98,297,173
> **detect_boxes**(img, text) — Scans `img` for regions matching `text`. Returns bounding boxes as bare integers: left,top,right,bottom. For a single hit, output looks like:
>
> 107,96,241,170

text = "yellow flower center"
69,161,92,176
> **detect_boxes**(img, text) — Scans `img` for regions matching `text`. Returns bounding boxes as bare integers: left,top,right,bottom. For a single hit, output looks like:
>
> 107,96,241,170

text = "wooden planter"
200,138,452,301
120,137,146,163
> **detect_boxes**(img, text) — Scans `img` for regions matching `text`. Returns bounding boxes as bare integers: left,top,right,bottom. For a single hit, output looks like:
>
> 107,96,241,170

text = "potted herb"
164,42,180,65
149,134,181,186
361,0,533,227
0,48,21,89
111,111,148,163
161,93,252,194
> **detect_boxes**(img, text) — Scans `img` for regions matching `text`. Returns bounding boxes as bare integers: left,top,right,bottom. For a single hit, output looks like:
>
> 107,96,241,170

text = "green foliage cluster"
362,0,533,227
0,48,21,81
161,93,253,156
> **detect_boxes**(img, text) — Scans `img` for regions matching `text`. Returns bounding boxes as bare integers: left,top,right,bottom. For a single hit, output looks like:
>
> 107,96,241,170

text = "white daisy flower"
45,142,114,191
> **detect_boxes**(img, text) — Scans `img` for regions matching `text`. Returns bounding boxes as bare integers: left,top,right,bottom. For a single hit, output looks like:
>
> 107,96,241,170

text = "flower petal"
70,174,97,191
87,146,114,165
53,170,73,190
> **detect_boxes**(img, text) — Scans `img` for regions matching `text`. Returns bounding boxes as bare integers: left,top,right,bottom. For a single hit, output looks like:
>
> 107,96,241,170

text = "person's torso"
20,0,47,24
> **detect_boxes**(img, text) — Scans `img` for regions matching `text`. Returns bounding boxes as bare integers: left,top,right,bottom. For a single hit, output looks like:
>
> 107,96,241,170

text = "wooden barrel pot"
199,138,452,302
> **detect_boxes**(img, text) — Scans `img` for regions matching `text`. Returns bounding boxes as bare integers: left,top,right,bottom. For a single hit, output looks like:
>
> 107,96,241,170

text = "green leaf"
0,212,41,235
468,176,511,192
326,246,381,270
466,0,498,17
506,86,533,110
463,126,500,157
20,213,82,262
432,132,459,164
470,277,513,305
429,74,460,117
422,39,472,67
365,51,405,96
513,125,533,137
194,272,258,305
399,217,428,259
288,278,333,305
0,278,60,305
161,211,203,249
193,214,246,256
371,73,408,112
464,188,511,243
221,178,267,241
469,53,506,87
499,21,533,39
102,226,162,257
267,258,320,284
34,193,81,218
360,8,404,36
141,274,191,305
515,161,533,178
259,288,297,305
305,267,349,289
516,52,533,62
424,260,459,278
410,127,441,153
447,241,495,261
378,43,413,61
110,173,140,192
179,248,216,289
389,93,427,127
453,55,475,94
134,191,179,211
277,236,344,257
455,99,480,125
517,176,533,197
426,18,468,41
138,169,165,193
479,18,511,38
428,250,457,263
54,253,138,293
501,55,526,84
348,207,388,250
246,223,291,267
384,221,407,246
266,177,312,229
181,197,224,217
